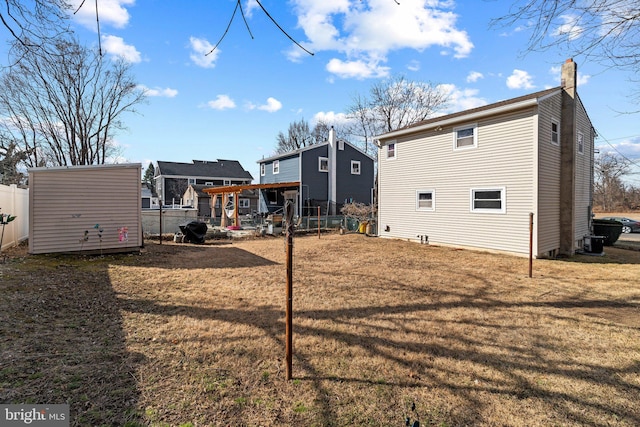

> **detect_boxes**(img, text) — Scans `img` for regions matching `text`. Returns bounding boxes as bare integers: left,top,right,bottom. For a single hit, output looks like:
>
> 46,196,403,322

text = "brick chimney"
559,59,577,256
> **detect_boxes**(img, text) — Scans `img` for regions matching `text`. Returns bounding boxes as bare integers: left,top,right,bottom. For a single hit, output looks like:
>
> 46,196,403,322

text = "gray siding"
260,154,299,184
301,145,329,200
378,108,537,255
536,93,562,255
29,164,142,254
336,144,374,205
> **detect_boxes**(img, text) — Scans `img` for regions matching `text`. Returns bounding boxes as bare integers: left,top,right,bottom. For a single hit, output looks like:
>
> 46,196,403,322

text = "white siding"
29,164,142,254
537,93,562,255
378,108,537,255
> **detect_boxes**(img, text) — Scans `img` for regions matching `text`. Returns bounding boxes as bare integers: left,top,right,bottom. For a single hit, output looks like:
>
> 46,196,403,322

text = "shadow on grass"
0,255,143,426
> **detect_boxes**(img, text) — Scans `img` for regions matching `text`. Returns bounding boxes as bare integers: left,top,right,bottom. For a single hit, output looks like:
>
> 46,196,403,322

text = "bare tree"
275,118,314,153
594,152,633,211
493,1,640,97
0,0,71,60
346,75,449,154
0,36,146,168
0,140,29,185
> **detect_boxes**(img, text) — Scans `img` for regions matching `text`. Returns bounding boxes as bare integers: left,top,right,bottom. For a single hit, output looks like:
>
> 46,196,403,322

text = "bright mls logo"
1,405,69,426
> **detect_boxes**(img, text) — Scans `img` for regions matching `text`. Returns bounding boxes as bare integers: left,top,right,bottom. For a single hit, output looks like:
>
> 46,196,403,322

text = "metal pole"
529,212,534,278
317,205,320,239
159,200,163,245
285,201,294,380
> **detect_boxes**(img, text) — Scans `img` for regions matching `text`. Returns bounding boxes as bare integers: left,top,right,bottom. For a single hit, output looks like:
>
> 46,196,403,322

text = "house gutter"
376,96,552,142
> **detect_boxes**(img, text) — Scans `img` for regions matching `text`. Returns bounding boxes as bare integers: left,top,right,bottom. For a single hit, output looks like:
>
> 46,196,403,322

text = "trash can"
358,221,368,234
592,219,623,246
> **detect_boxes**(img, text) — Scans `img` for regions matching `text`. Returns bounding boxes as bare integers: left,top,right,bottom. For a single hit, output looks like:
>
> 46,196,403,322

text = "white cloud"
101,35,141,63
138,85,178,98
326,58,390,79
70,0,134,29
597,137,640,160
466,71,484,83
290,0,473,79
258,97,282,113
407,60,420,72
438,84,487,113
553,14,583,41
207,95,236,110
506,69,535,90
313,111,351,126
189,37,219,68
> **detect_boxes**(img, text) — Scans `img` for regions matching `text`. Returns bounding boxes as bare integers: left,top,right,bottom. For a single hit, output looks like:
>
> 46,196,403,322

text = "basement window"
416,190,435,211
471,187,505,213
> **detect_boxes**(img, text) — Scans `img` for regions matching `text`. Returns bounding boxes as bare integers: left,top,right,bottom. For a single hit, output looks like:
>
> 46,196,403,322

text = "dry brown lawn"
1,233,639,426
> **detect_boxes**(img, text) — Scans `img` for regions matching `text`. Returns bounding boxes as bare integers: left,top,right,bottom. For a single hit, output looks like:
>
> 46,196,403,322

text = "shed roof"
156,159,253,180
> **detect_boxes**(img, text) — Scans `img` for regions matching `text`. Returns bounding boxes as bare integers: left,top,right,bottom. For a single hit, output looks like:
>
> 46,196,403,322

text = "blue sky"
63,0,640,185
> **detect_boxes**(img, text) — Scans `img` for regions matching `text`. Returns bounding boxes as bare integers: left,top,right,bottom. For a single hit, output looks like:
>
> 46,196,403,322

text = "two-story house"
154,159,253,206
257,128,375,217
376,59,595,258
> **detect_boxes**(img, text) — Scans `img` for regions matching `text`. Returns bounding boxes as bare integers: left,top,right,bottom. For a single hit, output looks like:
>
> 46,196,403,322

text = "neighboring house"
28,164,143,255
375,59,594,258
141,182,159,209
257,128,375,216
182,184,259,221
154,159,253,205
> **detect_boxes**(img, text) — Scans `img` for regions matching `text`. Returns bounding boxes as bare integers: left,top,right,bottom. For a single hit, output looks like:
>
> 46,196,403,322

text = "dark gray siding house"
154,159,253,205
258,128,375,216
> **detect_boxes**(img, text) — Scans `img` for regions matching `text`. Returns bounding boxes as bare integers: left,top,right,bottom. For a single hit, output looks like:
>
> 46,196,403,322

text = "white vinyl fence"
0,184,29,251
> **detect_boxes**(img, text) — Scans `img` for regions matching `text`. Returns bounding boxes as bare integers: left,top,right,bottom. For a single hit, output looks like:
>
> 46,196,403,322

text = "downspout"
329,127,337,215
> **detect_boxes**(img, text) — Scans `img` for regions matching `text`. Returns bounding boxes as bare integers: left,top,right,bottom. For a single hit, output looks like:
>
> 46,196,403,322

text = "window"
454,124,477,150
577,131,584,154
416,190,435,211
551,119,560,145
188,178,196,185
266,190,277,204
273,160,279,174
239,199,250,208
319,157,329,172
260,163,265,176
387,142,396,159
351,160,361,175
471,188,506,213
338,140,344,150
205,182,213,186
224,179,231,186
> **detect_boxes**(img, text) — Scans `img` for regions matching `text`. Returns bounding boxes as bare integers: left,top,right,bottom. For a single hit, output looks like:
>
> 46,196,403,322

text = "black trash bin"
179,221,208,244
584,235,605,254
592,219,623,246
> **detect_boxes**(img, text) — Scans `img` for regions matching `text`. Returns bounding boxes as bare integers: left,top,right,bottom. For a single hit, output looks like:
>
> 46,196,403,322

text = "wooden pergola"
202,181,300,227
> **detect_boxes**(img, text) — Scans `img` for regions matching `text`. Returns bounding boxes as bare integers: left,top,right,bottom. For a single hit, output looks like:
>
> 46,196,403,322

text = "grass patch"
1,235,640,425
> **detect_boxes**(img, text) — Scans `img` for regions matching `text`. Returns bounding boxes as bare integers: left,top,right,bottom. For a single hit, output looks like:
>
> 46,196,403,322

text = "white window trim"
260,163,265,176
470,187,506,214
273,160,280,175
239,199,250,208
386,141,396,160
577,131,584,154
416,189,435,211
351,160,361,175
319,156,329,172
223,179,231,186
205,181,213,186
338,140,344,150
551,119,560,146
188,178,196,185
453,124,478,151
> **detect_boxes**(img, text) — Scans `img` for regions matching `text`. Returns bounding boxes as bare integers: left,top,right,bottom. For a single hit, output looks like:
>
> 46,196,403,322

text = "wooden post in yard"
317,206,321,239
529,213,534,278
285,200,295,380
159,200,163,245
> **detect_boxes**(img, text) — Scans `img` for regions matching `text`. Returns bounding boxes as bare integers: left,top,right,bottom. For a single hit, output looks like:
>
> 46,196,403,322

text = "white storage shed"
28,164,143,255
